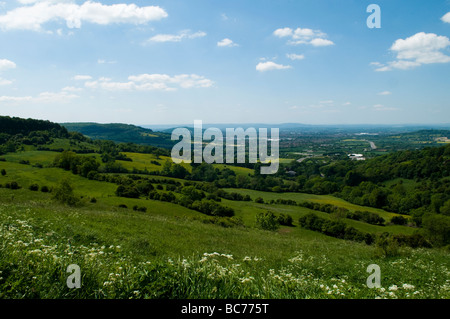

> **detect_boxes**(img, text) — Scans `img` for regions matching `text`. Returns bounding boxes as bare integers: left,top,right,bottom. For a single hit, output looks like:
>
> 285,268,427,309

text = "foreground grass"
0,191,449,299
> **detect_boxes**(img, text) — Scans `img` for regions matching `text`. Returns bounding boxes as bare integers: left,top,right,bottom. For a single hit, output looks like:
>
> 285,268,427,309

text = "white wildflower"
389,285,398,291
402,283,415,290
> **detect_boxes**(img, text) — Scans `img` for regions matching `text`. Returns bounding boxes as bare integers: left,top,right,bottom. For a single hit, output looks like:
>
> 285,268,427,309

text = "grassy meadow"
0,149,449,299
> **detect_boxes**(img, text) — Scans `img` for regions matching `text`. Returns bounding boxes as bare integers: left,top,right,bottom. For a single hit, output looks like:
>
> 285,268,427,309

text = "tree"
277,213,293,226
1,169,5,176
52,179,79,206
256,211,279,231
440,199,450,216
422,214,450,247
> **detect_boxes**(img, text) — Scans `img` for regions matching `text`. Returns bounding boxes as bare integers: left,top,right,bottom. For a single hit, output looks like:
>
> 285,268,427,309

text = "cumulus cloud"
441,12,450,23
286,53,304,60
310,38,334,47
146,30,206,43
273,27,293,38
273,27,334,46
84,73,214,91
0,59,16,86
0,1,168,32
373,32,450,71
256,61,292,72
217,38,238,47
0,59,16,71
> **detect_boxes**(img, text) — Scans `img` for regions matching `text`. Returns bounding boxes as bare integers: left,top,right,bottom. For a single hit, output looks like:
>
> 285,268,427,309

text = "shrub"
422,214,450,247
374,233,401,257
1,169,6,176
90,197,97,203
166,184,176,192
256,211,279,231
148,190,161,201
277,213,293,226
392,233,431,248
52,179,80,206
115,185,140,198
255,197,264,204
347,210,385,226
118,204,128,209
159,192,176,203
28,184,39,191
40,185,50,193
7,181,20,190
191,200,234,217
390,215,408,225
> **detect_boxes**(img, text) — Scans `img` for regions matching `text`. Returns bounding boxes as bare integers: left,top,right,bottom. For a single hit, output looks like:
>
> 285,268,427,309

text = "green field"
1,185,449,299
0,148,449,299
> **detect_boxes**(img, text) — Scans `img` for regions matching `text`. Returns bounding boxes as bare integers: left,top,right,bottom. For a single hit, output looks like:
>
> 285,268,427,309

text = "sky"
0,0,450,126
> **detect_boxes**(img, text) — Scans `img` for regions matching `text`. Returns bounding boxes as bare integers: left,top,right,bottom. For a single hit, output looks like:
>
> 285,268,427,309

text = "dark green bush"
52,179,80,206
390,215,408,225
255,197,264,204
256,211,279,231
28,184,39,191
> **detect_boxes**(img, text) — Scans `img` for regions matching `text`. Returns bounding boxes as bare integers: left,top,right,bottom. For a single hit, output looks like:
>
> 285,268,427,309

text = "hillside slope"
62,122,174,149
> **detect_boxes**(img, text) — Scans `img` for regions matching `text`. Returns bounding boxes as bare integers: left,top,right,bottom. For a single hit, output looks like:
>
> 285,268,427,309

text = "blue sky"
0,0,450,125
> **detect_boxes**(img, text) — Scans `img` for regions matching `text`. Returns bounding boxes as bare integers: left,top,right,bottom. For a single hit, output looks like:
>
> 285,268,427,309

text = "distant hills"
143,123,450,134
61,122,175,149
58,120,450,150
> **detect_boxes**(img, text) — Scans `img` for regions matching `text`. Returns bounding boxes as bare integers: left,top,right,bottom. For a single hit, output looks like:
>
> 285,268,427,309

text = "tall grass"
1,201,449,299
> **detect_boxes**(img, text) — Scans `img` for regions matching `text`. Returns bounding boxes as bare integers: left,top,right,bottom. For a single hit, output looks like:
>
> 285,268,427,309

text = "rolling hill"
61,122,175,149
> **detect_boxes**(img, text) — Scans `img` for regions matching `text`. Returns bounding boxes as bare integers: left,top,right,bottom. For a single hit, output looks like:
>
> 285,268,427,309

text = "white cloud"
0,78,13,86
62,86,83,92
97,59,117,64
0,90,78,103
0,59,16,86
0,1,168,32
0,95,33,102
37,91,79,102
373,32,450,71
378,91,392,95
73,75,92,81
273,27,293,38
441,12,450,23
274,27,333,46
256,61,292,72
0,59,16,71
146,30,206,43
310,38,334,47
217,38,238,47
85,73,214,91
286,53,305,60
